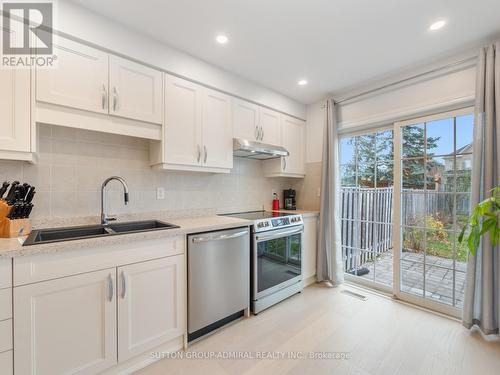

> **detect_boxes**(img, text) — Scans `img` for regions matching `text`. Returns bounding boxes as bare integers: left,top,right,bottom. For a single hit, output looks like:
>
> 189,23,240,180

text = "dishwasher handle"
191,229,249,243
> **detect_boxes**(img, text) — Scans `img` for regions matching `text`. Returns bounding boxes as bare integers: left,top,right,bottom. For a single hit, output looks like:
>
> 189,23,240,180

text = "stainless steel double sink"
23,220,180,246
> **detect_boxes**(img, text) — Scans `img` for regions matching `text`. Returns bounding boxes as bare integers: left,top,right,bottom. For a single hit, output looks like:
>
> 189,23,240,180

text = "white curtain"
317,99,344,284
463,42,500,335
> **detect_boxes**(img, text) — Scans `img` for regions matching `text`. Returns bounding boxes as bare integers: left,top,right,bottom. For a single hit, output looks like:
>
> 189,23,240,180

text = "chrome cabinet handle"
283,157,287,171
255,126,259,140
260,126,264,141
112,87,118,111
107,274,114,302
204,145,207,163
121,271,127,299
192,230,249,243
197,144,201,163
101,84,107,110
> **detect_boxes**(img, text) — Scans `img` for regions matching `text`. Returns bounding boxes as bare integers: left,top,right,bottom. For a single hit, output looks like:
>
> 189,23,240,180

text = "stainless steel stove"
222,211,304,313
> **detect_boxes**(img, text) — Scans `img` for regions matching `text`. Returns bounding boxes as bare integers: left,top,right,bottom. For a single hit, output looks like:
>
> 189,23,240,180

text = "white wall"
54,1,306,119
305,102,324,164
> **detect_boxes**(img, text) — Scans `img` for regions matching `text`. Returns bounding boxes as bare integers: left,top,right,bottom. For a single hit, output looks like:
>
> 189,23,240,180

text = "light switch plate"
156,187,165,200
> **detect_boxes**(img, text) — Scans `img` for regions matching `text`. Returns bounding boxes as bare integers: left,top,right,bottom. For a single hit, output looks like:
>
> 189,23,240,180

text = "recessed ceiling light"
297,79,308,86
216,34,228,44
429,20,446,31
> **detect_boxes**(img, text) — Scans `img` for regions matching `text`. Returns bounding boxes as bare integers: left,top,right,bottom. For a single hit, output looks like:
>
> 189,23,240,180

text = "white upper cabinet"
233,99,282,145
35,37,163,140
0,68,31,159
281,115,305,175
259,107,281,145
36,37,109,114
14,269,117,375
109,56,163,124
117,255,185,361
163,74,203,167
233,99,260,141
263,115,305,178
151,74,233,173
202,88,233,169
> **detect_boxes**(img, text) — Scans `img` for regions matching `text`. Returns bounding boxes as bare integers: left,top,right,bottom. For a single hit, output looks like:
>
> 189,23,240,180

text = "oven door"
252,225,303,300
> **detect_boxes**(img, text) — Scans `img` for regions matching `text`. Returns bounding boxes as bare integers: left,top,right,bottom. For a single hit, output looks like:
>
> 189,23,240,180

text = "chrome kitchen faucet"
101,176,129,225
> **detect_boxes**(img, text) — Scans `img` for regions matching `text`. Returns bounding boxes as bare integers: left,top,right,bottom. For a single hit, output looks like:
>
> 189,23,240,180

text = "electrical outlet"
156,187,165,200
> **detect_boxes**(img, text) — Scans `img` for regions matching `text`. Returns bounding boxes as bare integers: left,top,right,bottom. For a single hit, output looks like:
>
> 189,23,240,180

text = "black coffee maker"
283,189,296,210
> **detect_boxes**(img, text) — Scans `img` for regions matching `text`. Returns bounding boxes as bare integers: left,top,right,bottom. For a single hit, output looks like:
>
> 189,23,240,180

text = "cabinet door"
14,269,117,375
0,68,30,153
202,88,233,169
118,255,185,361
36,37,108,114
233,99,259,141
260,107,281,145
281,115,305,175
164,74,203,167
109,55,163,124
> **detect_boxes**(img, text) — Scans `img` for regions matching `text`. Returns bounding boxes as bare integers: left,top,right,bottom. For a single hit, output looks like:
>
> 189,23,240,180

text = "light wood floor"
136,283,500,375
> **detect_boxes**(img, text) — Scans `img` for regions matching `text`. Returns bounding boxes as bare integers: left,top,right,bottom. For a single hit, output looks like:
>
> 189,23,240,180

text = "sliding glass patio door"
339,107,474,316
393,107,474,316
339,128,394,291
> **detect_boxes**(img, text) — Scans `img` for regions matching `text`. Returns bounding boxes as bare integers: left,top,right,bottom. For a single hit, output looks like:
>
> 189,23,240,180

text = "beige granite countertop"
0,215,251,258
0,209,318,258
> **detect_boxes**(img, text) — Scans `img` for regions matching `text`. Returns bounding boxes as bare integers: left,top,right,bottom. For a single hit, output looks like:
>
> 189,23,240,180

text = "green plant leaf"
480,218,496,235
467,231,477,256
458,225,467,243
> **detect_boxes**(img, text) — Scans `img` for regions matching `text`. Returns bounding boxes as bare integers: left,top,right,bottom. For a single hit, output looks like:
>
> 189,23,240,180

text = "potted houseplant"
459,187,500,255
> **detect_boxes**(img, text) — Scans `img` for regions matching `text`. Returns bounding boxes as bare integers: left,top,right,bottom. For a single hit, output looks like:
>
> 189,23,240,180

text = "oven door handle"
255,226,303,241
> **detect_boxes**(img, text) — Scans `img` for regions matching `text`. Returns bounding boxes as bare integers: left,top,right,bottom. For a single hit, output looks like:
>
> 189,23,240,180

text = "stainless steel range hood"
233,138,289,160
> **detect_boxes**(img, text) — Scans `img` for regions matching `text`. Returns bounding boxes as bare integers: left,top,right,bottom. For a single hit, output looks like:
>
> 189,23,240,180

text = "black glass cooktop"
222,211,289,221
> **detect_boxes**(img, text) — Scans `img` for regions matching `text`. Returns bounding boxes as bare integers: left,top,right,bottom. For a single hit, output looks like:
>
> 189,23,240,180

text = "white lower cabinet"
14,269,118,375
118,255,185,361
13,250,186,375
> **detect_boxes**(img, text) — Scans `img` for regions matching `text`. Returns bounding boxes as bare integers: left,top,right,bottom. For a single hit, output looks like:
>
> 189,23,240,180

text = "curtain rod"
325,55,477,107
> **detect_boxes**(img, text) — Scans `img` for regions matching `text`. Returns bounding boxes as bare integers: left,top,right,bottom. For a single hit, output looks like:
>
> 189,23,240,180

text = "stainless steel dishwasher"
188,227,250,342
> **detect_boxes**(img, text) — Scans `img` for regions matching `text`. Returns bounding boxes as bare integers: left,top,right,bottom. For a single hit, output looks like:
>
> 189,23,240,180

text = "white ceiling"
69,0,500,104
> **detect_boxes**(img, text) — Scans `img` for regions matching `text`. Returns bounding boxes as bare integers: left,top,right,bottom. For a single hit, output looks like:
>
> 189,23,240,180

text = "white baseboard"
304,275,316,287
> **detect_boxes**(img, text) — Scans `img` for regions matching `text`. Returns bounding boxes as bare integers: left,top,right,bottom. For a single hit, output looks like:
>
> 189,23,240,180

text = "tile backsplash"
290,162,322,212
0,125,296,223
